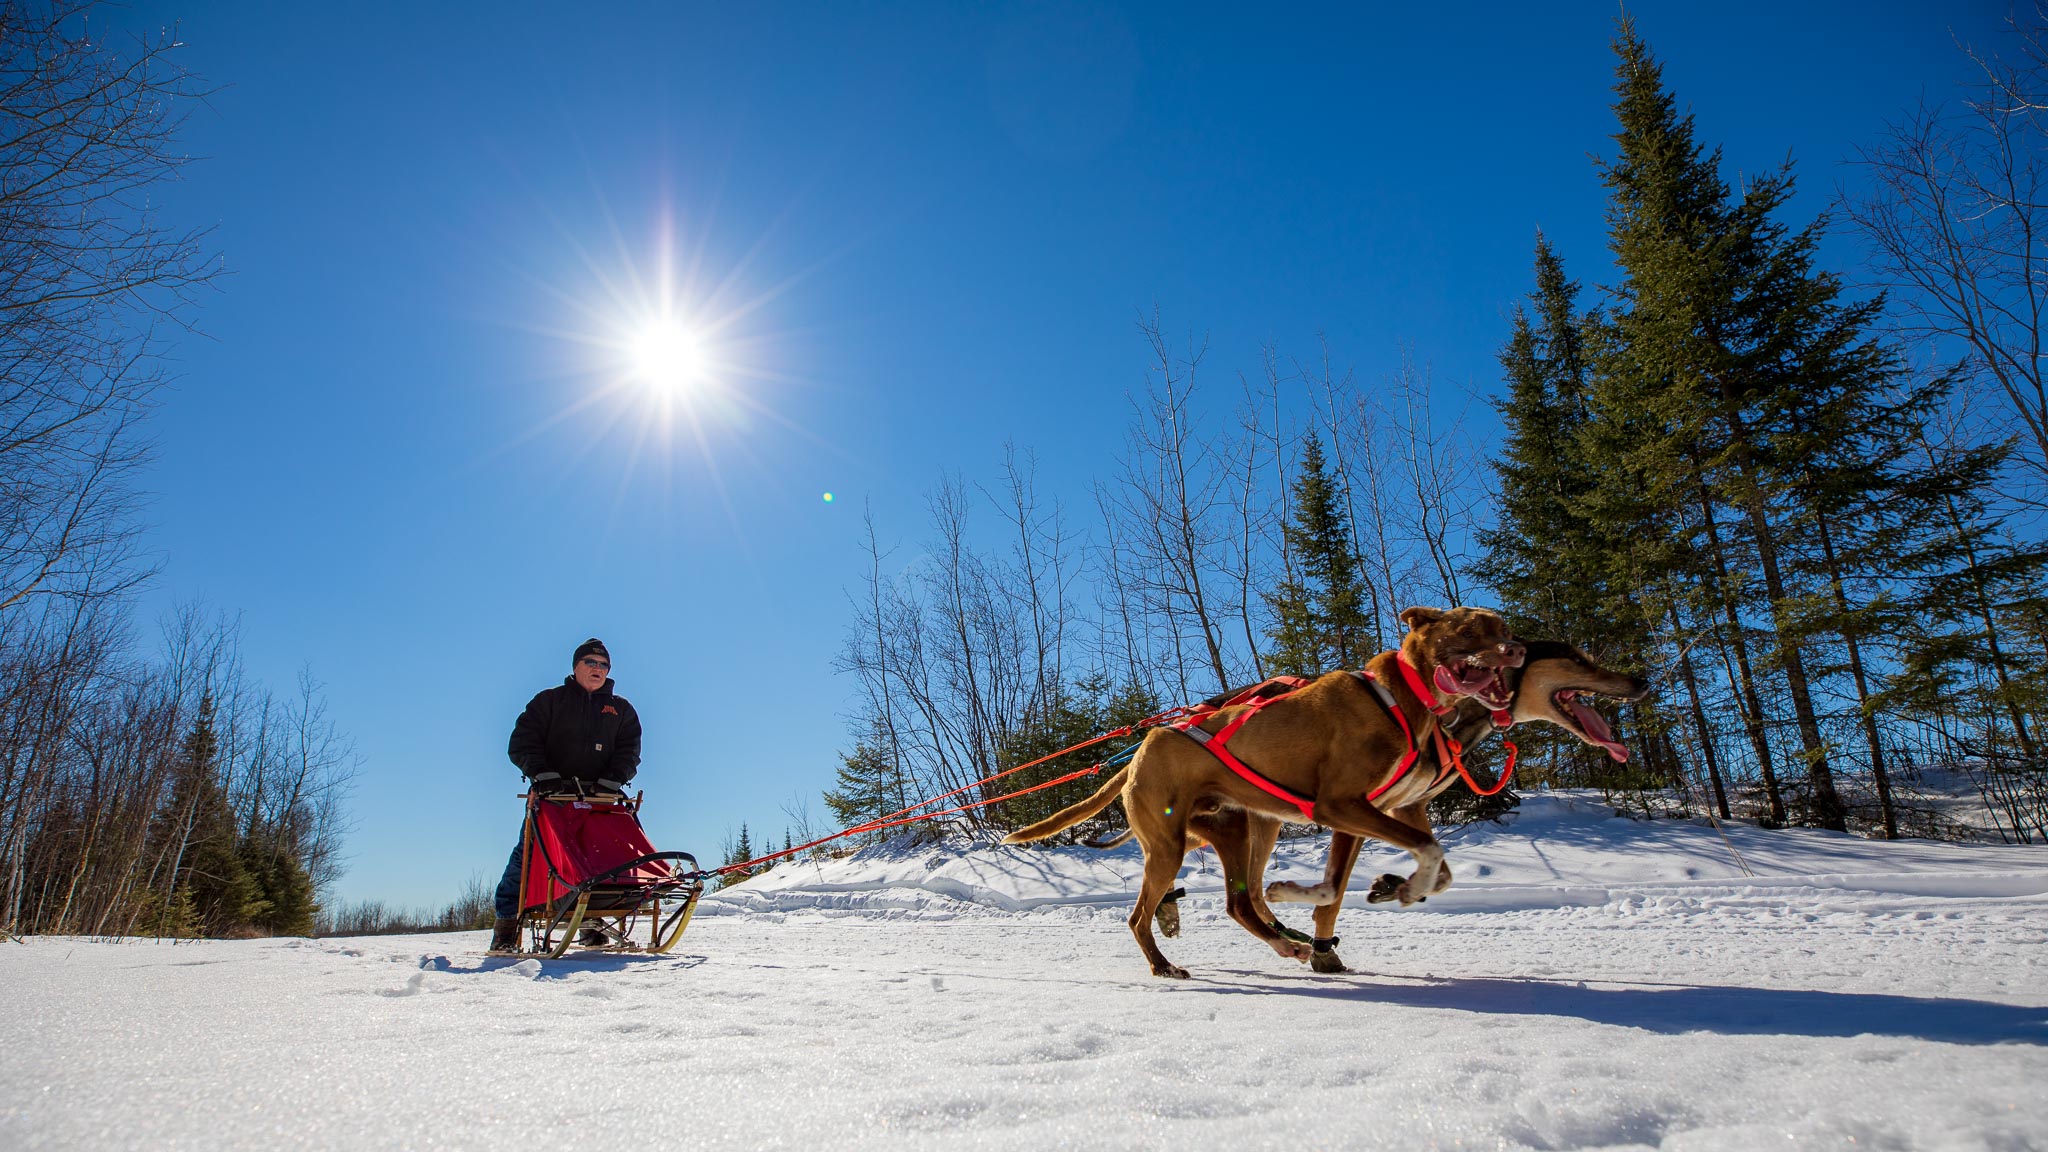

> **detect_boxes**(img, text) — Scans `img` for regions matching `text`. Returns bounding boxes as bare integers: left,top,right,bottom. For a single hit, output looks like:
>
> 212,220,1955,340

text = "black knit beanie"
573,638,610,667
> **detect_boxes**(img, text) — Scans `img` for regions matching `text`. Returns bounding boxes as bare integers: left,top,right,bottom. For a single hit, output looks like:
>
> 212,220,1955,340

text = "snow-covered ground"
5,792,2046,1151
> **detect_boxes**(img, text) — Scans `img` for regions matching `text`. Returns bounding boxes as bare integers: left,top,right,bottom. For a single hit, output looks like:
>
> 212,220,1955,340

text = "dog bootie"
577,925,614,947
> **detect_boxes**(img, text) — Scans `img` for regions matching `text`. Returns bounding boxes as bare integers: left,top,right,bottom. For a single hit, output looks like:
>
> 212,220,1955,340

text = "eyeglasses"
579,657,610,671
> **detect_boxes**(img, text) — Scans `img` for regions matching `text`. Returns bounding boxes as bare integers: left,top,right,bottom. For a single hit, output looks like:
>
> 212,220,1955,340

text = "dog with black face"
1507,639,1643,762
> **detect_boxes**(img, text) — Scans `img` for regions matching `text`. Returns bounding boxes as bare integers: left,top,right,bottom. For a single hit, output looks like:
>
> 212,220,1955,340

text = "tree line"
826,13,2048,847
1,3,358,938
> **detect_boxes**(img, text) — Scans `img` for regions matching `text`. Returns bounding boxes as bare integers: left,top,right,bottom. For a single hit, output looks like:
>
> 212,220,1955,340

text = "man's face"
574,654,610,691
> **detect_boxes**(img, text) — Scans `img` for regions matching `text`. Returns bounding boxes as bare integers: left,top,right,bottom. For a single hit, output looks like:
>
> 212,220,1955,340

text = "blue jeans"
493,840,525,920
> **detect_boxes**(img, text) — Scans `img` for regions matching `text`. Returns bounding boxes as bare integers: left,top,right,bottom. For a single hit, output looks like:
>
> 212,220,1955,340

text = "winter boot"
489,917,520,953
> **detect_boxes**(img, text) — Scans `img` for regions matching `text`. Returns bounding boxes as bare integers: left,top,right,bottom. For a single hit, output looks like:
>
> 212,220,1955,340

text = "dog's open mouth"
1433,655,1517,711
1555,689,1630,762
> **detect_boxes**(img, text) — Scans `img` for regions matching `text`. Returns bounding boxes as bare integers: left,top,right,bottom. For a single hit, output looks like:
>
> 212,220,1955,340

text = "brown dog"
1066,637,1650,974
1004,605,1528,979
1266,638,1649,972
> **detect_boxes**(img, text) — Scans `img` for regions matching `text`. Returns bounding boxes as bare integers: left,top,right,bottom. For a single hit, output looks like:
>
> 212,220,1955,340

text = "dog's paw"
1309,949,1348,974
1151,963,1191,980
1365,873,1403,904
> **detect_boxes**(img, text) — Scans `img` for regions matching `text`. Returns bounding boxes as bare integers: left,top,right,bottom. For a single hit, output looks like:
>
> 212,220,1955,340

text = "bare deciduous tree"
835,469,1079,833
1846,5,2048,496
1102,313,1240,696
1,3,218,613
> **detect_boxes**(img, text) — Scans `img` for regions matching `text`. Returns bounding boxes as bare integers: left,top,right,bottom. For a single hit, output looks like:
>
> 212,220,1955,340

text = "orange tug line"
712,706,1196,876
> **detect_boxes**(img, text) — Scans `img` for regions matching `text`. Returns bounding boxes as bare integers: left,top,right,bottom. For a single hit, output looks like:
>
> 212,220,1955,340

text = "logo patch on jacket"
602,705,618,716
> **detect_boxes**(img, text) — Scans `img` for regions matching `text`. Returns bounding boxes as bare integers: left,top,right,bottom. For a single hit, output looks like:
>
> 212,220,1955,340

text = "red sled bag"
504,789,704,957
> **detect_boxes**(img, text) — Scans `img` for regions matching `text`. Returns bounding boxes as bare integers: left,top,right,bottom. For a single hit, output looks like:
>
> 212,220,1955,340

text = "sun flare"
631,320,705,394
499,197,837,514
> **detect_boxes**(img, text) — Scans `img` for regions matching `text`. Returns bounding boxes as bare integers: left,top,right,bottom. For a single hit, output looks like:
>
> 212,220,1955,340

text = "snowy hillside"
713,789,2048,918
5,792,2044,1151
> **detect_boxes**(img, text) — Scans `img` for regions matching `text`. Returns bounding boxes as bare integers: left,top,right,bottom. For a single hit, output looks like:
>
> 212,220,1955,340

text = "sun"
630,320,705,395
500,197,840,513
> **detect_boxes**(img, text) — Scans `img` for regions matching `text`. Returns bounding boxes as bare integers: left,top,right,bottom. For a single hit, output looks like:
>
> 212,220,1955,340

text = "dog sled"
500,786,706,958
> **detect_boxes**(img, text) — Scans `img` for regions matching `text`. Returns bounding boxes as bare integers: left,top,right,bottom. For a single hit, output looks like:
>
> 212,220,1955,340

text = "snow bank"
711,789,2048,917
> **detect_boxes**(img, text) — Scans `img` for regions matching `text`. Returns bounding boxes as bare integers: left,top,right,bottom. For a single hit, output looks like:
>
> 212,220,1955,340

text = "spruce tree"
156,694,264,936
242,840,317,937
715,823,757,890
824,724,900,833
1480,236,1669,795
1877,429,2048,794
1580,23,1754,816
1478,235,1614,649
994,674,1119,836
1264,433,1370,675
1586,17,1924,829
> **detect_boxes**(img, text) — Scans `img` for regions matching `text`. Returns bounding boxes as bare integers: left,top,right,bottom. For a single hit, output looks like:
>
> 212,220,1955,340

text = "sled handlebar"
521,787,638,808
579,850,700,887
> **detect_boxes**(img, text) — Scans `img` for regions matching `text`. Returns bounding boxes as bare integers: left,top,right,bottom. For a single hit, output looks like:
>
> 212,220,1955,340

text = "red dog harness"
1382,655,1520,798
1170,677,1318,820
1170,658,1520,817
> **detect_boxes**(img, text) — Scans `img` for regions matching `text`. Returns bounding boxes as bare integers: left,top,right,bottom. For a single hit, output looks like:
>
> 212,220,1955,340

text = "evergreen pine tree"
977,674,1162,841
1477,236,1613,649
156,694,264,936
824,722,900,834
1264,433,1370,675
994,675,1112,834
1477,235,1682,798
1869,426,2048,804
241,837,317,937
1584,17,1927,829
715,823,757,890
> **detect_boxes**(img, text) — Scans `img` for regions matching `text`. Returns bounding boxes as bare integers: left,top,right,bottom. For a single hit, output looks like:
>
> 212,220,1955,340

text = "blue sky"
124,1,2008,907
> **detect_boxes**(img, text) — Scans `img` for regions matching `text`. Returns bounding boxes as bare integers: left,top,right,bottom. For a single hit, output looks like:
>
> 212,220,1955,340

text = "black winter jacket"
507,677,643,786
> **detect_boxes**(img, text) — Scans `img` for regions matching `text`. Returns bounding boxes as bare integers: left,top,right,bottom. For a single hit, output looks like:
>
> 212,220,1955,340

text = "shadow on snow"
1194,971,2047,1046
421,952,708,976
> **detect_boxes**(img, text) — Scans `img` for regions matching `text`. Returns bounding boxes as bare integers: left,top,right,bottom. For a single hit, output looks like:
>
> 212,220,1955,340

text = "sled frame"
503,791,704,959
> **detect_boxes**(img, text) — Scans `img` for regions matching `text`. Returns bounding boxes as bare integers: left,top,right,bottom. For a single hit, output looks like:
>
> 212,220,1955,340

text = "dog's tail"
1081,826,1134,849
1002,765,1130,844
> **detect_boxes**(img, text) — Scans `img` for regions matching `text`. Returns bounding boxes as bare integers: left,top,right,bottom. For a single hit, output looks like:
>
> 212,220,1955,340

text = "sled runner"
501,787,705,958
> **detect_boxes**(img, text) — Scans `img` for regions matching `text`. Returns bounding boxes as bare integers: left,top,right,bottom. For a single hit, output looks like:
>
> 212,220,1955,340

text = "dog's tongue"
1433,663,1494,698
1432,665,1463,699
1568,697,1630,762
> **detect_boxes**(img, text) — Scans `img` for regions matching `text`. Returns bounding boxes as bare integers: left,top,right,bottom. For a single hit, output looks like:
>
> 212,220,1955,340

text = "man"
489,638,644,952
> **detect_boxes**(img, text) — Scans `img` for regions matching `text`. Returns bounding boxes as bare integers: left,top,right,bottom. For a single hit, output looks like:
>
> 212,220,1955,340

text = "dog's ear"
1398,606,1445,633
